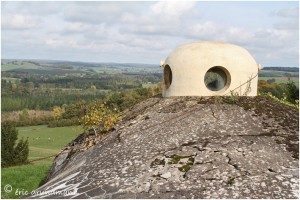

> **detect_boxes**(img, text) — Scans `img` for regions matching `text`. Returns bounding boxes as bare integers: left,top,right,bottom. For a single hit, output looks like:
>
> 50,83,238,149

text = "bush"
1,122,29,167
47,118,80,127
80,102,121,135
284,81,299,103
13,138,29,164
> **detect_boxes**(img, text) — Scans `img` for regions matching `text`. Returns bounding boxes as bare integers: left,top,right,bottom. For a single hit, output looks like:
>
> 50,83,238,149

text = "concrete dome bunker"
160,42,260,97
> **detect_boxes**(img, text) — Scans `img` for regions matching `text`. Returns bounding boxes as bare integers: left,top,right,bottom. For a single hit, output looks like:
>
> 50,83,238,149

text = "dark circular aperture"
164,65,172,89
204,66,228,91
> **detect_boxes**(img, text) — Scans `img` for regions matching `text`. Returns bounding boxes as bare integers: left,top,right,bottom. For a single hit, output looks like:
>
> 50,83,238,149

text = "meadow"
258,76,299,85
1,125,83,199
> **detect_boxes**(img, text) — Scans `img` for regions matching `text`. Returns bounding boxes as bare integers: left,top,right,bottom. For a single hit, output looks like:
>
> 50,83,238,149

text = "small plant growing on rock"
223,91,240,104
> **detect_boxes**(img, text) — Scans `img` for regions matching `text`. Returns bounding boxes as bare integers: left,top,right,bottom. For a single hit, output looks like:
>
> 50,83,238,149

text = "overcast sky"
1,1,299,67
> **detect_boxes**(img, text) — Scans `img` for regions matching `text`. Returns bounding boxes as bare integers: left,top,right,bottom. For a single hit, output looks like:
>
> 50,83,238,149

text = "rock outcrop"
27,96,299,199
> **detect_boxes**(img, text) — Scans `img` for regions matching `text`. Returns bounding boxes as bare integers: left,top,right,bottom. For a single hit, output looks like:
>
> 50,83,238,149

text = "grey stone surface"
26,96,299,199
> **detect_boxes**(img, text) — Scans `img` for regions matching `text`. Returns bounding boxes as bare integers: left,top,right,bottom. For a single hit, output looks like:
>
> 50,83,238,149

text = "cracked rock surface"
26,96,299,199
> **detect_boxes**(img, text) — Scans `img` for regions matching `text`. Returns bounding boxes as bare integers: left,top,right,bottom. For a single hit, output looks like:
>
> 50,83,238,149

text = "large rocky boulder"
27,96,299,199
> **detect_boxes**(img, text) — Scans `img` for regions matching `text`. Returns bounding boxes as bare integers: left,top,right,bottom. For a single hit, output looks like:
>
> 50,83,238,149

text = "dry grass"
1,110,54,122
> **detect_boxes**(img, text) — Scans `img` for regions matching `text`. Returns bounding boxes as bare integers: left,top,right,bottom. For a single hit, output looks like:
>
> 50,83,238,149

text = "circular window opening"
164,65,172,89
204,66,230,91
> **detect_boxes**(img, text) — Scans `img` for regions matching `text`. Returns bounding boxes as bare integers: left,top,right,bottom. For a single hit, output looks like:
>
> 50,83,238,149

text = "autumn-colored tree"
90,85,97,91
53,106,65,119
80,102,121,135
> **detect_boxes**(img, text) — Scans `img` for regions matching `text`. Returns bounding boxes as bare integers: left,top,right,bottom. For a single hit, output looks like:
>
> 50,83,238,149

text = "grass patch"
258,77,299,86
1,163,51,199
1,125,83,198
142,83,156,88
1,61,40,71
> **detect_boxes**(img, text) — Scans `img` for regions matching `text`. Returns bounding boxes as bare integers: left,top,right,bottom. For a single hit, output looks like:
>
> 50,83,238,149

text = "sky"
1,1,299,67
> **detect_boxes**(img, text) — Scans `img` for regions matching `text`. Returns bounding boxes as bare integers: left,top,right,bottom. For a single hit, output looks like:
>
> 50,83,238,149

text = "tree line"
1,71,161,112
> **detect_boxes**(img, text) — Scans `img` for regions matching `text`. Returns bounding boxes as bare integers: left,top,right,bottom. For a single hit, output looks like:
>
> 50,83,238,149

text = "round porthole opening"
204,66,230,91
164,65,172,89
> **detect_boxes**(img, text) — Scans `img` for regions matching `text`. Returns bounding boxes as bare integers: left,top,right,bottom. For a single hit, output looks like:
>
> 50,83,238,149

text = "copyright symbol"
4,184,12,193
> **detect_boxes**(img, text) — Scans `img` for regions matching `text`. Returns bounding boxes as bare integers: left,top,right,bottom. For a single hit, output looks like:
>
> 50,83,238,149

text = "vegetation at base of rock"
1,122,29,167
260,92,299,109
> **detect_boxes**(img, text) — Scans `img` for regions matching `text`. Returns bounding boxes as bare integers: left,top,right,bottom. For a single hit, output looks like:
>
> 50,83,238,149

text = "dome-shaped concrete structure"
161,42,259,97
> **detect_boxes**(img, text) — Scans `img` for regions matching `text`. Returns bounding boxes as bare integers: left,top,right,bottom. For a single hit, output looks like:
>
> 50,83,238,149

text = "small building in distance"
160,41,260,97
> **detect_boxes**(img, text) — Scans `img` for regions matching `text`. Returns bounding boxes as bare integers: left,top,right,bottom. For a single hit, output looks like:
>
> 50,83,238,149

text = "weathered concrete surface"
27,96,299,199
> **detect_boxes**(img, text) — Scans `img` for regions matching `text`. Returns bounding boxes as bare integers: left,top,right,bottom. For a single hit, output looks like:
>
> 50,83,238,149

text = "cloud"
2,14,40,30
120,1,196,36
63,2,142,25
186,21,254,46
150,1,196,19
1,1,299,66
276,6,299,18
64,22,94,33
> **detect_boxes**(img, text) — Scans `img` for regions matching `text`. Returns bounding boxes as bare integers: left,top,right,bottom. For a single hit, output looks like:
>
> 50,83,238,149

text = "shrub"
47,118,80,127
80,102,121,135
284,81,299,103
13,138,29,164
1,121,29,167
261,92,299,109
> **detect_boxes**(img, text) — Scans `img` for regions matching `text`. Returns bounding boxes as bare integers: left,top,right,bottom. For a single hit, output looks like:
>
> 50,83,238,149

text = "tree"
53,106,65,119
80,102,120,135
11,83,17,92
267,78,276,84
14,139,29,164
1,122,17,167
90,85,97,91
19,109,30,122
1,122,29,167
284,81,299,103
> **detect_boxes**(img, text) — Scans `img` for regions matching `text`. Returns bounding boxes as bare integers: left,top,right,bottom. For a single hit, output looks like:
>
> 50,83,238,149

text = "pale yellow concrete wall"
162,42,259,97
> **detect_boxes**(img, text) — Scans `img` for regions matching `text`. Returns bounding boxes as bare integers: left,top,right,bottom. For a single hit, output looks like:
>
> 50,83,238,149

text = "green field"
259,77,299,85
259,70,299,77
1,61,41,71
142,82,157,88
2,60,161,75
1,125,83,199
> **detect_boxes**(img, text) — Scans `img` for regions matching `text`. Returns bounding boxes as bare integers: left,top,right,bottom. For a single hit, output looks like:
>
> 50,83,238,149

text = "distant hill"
1,59,161,75
262,67,299,72
1,59,158,68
